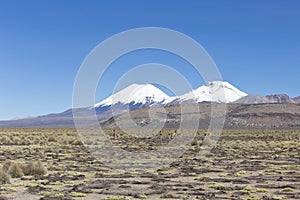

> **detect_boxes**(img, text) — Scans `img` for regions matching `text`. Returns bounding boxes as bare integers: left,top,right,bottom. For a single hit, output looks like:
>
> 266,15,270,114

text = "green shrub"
71,192,87,197
54,193,65,198
137,194,147,199
282,187,294,192
257,188,268,193
104,196,126,200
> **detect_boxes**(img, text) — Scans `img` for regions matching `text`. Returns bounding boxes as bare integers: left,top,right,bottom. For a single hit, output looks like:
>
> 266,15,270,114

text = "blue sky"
0,0,300,120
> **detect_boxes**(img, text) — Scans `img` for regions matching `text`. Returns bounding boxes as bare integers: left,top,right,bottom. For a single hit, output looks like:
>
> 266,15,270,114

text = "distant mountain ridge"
266,94,300,103
0,81,299,128
293,96,300,103
236,94,300,104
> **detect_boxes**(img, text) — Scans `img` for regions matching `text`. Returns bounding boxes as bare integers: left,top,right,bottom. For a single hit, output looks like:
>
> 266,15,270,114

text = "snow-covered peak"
180,81,247,103
94,81,248,108
94,83,170,107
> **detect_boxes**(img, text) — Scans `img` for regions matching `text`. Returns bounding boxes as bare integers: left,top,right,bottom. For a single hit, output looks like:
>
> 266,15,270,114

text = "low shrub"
0,135,13,145
282,187,294,192
22,160,47,176
71,139,83,146
47,136,57,143
2,160,23,178
71,192,87,197
0,168,11,184
8,162,24,178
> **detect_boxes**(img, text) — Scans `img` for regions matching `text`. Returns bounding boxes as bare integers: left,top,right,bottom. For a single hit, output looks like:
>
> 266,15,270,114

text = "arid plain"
0,127,299,200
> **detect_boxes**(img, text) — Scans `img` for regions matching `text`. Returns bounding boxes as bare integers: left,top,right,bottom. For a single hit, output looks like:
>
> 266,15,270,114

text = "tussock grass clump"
47,136,57,143
22,160,47,176
2,161,13,172
8,162,24,178
2,160,24,178
0,135,13,145
191,140,198,146
70,139,83,146
0,168,11,184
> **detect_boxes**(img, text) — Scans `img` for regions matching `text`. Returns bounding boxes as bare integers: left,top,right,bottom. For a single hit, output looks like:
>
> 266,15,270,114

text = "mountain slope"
179,81,247,103
94,83,169,108
293,96,300,103
234,94,271,104
265,94,296,103
102,103,300,129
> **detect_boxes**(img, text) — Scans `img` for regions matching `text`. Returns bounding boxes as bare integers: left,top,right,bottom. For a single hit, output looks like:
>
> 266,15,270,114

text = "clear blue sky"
0,0,300,120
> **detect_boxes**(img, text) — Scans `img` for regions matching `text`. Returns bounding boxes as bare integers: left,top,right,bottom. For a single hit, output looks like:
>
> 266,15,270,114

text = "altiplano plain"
0,128,299,200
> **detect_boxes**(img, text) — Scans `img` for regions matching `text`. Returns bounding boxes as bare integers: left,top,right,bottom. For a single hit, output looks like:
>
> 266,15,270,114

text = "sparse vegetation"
0,128,298,199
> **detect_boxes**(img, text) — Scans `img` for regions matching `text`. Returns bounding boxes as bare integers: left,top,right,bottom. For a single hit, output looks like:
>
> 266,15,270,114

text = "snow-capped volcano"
94,83,169,108
179,81,247,103
94,81,247,109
